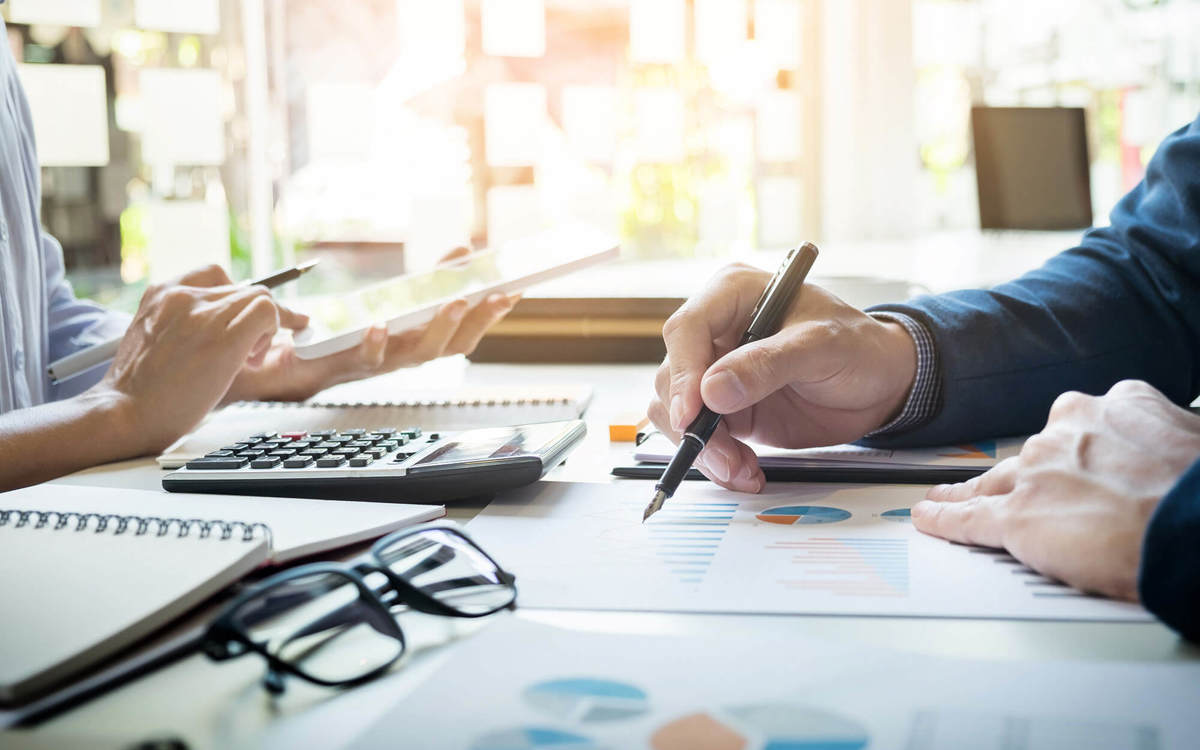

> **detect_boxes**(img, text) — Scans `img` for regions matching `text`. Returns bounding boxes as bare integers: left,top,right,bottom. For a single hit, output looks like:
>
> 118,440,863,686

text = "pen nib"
642,490,667,523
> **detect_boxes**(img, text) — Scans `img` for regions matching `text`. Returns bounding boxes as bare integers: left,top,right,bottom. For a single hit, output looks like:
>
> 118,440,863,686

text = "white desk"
12,360,1199,750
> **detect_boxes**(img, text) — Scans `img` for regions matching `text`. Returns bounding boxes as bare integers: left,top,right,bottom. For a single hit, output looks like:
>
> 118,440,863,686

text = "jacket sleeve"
864,114,1200,448
1139,457,1200,642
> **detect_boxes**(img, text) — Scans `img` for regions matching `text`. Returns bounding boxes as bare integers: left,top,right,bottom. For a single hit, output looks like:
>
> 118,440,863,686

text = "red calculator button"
281,431,307,439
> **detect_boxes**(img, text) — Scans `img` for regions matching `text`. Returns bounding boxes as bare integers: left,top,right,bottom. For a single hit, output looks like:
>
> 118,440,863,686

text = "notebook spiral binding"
0,509,272,543
234,397,569,409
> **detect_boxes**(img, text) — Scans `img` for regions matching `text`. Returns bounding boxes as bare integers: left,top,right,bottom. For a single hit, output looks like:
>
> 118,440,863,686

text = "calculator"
162,421,586,502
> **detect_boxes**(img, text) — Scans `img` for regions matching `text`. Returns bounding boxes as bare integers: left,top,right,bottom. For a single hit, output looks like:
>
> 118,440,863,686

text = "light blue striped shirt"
1,15,127,413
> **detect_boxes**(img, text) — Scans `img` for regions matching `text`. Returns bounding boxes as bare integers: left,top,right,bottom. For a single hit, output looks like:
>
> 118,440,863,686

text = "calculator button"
364,448,386,458
287,441,313,450
316,457,346,468
342,429,366,436
221,443,252,452
269,449,296,457
205,450,235,458
237,450,265,458
186,457,249,470
333,447,360,456
377,440,400,451
427,433,440,441
251,457,281,469
250,432,276,441
301,448,328,457
348,457,372,467
401,428,421,439
283,457,314,469
329,435,355,444
314,441,340,449
374,427,398,434
391,452,416,462
308,430,336,437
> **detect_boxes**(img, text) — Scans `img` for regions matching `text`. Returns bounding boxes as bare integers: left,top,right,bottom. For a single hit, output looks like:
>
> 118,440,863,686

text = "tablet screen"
290,227,619,358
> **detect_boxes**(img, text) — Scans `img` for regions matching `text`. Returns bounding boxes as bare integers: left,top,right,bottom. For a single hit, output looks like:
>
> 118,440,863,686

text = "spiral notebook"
157,385,594,468
0,484,442,703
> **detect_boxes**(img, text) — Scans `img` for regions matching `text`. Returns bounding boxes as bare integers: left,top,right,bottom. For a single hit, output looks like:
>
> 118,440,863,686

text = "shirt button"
13,349,25,370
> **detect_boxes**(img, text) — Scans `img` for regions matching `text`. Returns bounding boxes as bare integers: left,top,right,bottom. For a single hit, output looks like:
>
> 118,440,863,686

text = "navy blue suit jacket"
868,115,1200,642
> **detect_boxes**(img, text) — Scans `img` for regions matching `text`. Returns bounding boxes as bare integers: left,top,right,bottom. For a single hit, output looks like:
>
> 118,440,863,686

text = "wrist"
876,319,919,425
79,386,152,459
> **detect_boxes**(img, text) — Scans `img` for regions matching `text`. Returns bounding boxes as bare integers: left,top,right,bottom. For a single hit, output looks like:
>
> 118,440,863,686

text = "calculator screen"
413,424,565,467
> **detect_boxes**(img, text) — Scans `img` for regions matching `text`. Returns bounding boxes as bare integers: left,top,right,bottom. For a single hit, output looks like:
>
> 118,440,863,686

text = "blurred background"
4,0,1199,318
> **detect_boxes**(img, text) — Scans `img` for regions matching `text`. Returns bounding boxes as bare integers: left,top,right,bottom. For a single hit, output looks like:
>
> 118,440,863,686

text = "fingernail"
670,395,685,430
911,500,934,518
705,450,731,483
926,484,950,500
705,370,747,410
371,326,387,342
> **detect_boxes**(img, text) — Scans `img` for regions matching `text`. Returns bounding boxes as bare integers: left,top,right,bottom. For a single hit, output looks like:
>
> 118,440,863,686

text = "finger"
226,295,281,358
926,456,1021,502
276,303,310,331
700,320,854,414
694,425,764,493
393,298,470,365
911,494,1008,548
177,263,233,288
661,266,771,431
443,293,516,356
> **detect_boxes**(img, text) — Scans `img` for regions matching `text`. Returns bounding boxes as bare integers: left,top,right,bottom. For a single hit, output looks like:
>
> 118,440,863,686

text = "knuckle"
661,308,695,339
158,287,192,312
1107,379,1154,399
1049,390,1089,419
1019,432,1056,463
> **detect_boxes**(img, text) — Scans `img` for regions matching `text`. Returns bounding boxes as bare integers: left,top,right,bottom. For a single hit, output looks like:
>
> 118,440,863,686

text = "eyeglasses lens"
231,571,403,683
377,529,515,616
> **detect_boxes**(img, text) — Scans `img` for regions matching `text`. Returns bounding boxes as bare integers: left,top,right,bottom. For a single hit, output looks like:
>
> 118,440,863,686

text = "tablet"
290,226,620,359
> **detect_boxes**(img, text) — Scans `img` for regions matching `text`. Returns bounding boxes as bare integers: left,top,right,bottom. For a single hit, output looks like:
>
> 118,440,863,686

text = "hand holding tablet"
290,226,620,359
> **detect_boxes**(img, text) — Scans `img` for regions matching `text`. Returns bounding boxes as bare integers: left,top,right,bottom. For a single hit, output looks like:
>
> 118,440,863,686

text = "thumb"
700,323,843,413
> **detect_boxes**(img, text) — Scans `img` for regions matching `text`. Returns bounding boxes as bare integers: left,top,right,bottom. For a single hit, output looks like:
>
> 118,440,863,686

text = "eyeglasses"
200,523,516,693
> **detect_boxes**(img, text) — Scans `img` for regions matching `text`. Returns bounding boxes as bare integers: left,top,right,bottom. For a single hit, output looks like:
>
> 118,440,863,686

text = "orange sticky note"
609,414,650,442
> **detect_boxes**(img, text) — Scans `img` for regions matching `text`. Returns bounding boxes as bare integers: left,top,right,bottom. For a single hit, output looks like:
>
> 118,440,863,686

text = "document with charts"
466,481,1150,621
352,618,1199,750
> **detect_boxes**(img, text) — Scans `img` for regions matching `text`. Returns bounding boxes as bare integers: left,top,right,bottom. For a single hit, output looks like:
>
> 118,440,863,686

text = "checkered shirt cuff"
865,311,941,436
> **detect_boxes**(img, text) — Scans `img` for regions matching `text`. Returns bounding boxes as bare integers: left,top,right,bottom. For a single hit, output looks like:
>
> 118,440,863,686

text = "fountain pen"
643,242,819,522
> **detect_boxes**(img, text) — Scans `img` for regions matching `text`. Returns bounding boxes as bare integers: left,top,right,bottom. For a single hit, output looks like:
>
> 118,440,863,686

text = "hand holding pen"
643,244,819,520
645,243,925,507
48,261,319,384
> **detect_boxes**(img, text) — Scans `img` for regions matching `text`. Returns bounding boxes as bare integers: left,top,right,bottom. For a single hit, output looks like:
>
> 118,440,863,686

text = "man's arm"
867,114,1200,447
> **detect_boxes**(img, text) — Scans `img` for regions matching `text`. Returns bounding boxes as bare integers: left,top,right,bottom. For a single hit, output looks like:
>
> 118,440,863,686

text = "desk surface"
14,359,1199,750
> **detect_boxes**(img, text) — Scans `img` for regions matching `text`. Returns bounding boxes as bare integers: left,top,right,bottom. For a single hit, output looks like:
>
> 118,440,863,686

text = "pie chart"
880,508,911,523
523,678,650,722
650,703,869,750
756,505,851,525
470,727,599,750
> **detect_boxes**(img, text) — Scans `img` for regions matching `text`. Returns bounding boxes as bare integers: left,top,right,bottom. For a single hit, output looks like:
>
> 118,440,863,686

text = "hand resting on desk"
913,380,1200,602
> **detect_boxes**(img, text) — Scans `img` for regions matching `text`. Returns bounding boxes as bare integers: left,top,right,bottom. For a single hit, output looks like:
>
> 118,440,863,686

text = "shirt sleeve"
1139,456,1200,643
864,311,942,437
42,232,130,400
